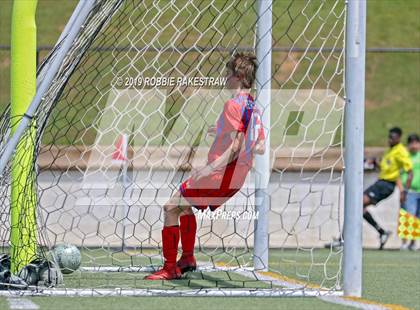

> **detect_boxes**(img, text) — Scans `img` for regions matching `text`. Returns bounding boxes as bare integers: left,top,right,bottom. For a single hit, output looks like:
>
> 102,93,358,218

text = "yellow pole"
10,0,38,274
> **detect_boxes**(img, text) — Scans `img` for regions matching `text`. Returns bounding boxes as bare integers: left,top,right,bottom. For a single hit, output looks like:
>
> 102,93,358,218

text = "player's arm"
254,139,265,155
254,123,266,155
191,131,243,180
396,178,406,204
398,151,413,189
397,150,413,202
364,156,379,170
403,170,413,191
396,178,403,192
252,111,266,155
209,131,244,169
212,100,246,168
399,171,412,204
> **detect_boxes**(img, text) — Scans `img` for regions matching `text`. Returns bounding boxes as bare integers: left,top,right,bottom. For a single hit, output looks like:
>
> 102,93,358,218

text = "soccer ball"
18,262,39,285
39,262,63,287
53,244,81,274
18,259,62,287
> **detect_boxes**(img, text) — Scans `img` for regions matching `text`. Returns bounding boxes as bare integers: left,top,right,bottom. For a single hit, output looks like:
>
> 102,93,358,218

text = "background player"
363,127,413,249
145,53,265,280
399,133,420,250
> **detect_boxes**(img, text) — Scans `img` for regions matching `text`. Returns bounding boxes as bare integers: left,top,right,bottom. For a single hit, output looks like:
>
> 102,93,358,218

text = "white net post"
253,0,272,272
343,0,366,297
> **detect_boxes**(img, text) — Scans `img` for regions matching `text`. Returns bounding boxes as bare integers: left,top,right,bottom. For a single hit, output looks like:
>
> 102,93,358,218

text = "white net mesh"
0,0,346,296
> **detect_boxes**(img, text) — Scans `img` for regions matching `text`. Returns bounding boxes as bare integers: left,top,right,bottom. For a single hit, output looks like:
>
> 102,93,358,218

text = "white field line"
0,288,337,298
80,264,255,273
221,264,406,310
7,297,39,310
318,296,391,310
235,268,404,309
234,268,305,290
228,266,343,296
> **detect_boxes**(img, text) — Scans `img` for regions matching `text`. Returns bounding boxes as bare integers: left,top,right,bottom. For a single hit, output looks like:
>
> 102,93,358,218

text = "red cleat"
177,255,197,274
144,264,182,280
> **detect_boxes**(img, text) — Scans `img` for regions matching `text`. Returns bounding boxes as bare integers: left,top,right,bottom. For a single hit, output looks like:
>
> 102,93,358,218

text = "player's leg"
362,194,386,235
145,191,192,280
325,181,393,249
176,167,236,273
176,178,218,274
164,192,197,273
163,190,192,226
324,186,386,249
177,201,197,273
363,193,385,234
177,162,249,274
363,180,394,249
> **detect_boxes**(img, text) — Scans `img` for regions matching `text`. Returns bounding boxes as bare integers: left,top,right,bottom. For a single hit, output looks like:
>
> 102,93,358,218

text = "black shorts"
364,180,395,205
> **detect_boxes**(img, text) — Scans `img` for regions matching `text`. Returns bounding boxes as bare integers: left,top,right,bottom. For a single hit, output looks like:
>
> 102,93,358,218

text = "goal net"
0,0,346,296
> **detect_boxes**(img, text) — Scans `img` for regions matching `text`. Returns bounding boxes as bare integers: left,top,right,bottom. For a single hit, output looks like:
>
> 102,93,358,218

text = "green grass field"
0,250,419,309
0,0,419,146
52,247,341,290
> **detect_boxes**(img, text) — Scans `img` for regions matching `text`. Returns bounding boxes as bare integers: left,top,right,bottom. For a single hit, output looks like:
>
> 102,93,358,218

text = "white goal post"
0,0,366,297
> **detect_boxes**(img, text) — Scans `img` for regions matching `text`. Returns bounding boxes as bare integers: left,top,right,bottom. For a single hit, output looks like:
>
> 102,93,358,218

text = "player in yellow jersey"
364,127,413,249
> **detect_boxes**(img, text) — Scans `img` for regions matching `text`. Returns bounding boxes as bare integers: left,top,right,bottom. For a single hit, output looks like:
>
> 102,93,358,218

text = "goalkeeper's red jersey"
179,91,265,210
208,91,265,167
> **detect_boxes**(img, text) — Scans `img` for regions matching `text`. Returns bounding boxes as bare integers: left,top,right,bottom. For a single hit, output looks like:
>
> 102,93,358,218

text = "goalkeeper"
145,53,265,280
363,127,413,249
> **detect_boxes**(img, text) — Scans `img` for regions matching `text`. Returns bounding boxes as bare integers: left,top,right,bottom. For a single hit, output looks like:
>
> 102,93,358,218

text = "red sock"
179,214,196,257
162,226,180,266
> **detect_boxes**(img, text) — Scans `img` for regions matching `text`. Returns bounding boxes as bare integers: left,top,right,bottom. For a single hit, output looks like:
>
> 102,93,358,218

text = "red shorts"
180,161,250,211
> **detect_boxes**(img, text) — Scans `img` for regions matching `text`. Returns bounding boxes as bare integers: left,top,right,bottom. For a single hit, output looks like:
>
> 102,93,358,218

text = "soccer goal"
0,0,366,297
